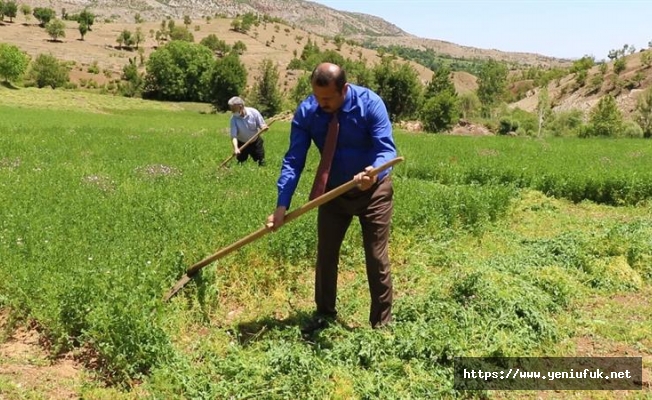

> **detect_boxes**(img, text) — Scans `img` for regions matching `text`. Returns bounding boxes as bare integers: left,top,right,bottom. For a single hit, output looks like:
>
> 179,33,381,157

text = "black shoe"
300,314,335,336
258,160,266,167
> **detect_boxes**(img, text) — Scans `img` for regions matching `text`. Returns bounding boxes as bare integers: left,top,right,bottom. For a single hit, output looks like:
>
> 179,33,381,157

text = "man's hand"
266,206,287,231
354,166,377,191
233,148,241,155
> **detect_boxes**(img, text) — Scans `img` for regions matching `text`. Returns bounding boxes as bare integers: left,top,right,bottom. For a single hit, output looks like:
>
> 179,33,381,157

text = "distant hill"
0,9,446,95
510,50,652,118
22,0,570,67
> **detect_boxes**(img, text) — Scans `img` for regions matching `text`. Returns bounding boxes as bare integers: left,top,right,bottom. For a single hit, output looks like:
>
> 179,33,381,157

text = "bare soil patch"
0,311,83,399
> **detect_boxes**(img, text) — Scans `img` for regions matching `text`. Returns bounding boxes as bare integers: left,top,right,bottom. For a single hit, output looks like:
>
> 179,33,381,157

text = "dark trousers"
315,176,394,328
236,138,265,166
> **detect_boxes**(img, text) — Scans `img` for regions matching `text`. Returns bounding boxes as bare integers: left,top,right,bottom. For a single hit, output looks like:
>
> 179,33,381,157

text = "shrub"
581,95,623,137
27,53,70,89
622,120,643,138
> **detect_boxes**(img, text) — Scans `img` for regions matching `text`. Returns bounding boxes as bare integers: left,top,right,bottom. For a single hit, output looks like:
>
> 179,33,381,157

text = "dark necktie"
309,113,339,200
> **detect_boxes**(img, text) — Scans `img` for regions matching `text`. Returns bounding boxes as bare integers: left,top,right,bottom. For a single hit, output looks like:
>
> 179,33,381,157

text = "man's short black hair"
311,64,347,93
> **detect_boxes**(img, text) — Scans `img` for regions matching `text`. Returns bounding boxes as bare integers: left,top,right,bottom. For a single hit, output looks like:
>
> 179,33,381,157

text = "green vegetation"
143,40,216,102
0,90,651,397
419,66,460,132
0,43,29,83
477,60,508,117
25,53,69,89
362,43,496,75
249,58,283,118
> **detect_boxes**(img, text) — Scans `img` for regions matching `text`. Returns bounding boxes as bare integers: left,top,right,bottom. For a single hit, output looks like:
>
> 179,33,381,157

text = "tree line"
2,5,652,138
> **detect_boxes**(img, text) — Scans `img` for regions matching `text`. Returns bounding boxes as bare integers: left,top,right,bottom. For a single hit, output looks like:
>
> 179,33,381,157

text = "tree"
19,4,31,21
232,40,247,55
117,30,133,49
133,27,144,49
0,43,30,83
78,22,89,40
45,19,66,42
206,53,247,111
372,59,422,121
250,59,283,117
33,7,55,27
420,65,459,132
120,58,143,97
168,26,194,42
536,87,551,137
570,55,594,73
199,34,230,53
183,15,191,28
27,53,69,88
419,91,460,133
635,88,652,138
290,73,311,108
3,1,17,22
423,66,455,99
641,51,652,68
476,59,508,117
345,60,374,88
77,9,94,31
613,58,627,75
581,95,623,137
134,13,143,24
143,40,214,102
459,92,481,119
333,35,345,51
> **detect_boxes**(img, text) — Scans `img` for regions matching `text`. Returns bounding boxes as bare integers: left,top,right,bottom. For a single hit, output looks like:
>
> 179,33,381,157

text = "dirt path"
0,312,82,399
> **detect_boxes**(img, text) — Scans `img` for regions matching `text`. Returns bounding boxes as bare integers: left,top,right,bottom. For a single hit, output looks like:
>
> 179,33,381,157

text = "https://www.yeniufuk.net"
462,367,634,381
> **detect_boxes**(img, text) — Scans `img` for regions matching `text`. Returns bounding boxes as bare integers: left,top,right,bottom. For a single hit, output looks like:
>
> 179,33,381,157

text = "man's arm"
267,111,312,229
229,118,240,153
367,96,397,169
253,108,267,130
352,95,397,191
276,116,311,209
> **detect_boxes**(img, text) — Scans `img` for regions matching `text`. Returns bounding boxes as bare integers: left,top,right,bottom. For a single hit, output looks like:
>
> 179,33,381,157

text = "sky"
313,0,651,60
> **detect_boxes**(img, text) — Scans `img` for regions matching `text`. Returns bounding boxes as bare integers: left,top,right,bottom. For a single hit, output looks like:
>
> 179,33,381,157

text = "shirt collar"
340,84,355,113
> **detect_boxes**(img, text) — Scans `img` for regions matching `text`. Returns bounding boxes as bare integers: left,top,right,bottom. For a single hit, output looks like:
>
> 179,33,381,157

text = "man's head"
228,96,245,116
310,63,348,113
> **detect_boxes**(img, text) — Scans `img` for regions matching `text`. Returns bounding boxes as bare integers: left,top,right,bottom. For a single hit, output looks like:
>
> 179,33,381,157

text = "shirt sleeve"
367,96,397,169
277,110,312,209
230,117,238,139
253,109,266,128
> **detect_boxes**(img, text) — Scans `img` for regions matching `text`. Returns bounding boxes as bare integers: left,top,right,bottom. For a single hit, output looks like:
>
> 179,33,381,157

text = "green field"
1,89,651,399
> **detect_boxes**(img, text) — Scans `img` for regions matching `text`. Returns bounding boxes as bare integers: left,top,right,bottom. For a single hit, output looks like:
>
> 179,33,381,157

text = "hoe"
218,111,292,169
163,156,404,302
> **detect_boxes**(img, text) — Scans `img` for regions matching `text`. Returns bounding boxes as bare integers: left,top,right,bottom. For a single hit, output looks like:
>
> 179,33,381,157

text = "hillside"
511,50,652,117
20,0,569,67
0,4,485,97
0,13,445,94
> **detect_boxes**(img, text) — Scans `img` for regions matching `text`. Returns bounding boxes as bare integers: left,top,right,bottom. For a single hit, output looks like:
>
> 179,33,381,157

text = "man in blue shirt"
228,96,268,166
267,63,398,334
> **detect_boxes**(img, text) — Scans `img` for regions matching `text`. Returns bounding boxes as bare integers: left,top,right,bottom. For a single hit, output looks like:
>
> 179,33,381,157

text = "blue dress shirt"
276,84,397,209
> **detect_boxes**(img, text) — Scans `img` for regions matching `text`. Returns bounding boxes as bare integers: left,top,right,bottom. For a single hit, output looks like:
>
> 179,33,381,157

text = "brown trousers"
315,176,394,328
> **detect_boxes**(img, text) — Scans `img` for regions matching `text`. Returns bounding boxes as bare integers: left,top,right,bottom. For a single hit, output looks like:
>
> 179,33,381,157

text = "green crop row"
397,134,652,206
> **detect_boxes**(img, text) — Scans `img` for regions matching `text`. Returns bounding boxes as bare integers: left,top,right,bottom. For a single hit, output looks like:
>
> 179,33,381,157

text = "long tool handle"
218,126,269,169
163,156,404,302
218,111,290,169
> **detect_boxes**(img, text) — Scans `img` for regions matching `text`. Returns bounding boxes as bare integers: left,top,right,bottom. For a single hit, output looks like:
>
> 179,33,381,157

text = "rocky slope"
23,0,568,66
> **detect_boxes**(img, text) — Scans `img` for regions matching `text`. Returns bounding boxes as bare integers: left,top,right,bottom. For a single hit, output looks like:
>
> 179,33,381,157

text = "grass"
0,88,651,398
